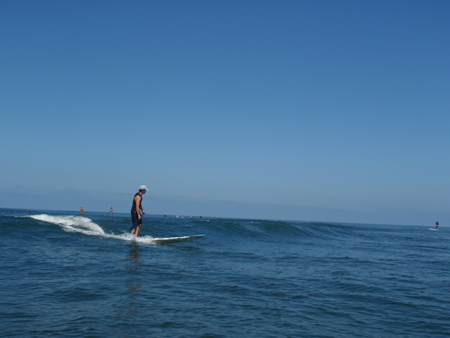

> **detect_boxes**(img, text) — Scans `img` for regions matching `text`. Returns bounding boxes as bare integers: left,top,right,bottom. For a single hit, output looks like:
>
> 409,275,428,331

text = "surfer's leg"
135,224,142,237
131,212,139,234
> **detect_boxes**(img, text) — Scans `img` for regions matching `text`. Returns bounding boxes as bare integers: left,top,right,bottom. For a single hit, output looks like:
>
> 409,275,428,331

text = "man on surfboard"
436,221,439,231
130,185,147,237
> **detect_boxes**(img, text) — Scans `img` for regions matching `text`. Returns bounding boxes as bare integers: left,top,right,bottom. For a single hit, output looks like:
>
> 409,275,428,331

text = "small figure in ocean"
110,207,113,216
436,221,439,231
80,207,84,215
130,185,147,237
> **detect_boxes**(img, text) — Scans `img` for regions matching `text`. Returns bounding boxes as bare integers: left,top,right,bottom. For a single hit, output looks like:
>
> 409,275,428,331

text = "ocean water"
1,208,449,338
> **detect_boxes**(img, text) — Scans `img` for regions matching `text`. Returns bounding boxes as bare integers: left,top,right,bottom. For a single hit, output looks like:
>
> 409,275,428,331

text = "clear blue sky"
1,0,449,225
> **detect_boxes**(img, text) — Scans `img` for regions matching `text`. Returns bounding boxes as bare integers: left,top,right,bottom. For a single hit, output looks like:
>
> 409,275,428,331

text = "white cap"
139,185,148,191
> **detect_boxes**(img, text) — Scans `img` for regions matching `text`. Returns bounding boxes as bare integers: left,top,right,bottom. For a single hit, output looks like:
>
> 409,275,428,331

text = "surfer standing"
130,185,147,237
436,221,439,231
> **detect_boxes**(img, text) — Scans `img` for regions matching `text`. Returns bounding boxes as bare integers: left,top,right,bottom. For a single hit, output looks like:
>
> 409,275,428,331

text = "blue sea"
1,208,449,337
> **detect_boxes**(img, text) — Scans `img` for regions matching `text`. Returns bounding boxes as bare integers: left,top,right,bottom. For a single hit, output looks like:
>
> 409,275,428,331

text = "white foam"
27,214,156,244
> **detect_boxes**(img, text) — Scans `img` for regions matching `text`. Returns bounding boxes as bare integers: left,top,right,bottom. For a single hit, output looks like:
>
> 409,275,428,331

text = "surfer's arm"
139,197,145,214
135,195,142,218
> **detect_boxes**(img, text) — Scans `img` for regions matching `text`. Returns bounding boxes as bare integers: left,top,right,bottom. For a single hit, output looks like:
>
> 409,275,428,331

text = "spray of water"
28,214,158,244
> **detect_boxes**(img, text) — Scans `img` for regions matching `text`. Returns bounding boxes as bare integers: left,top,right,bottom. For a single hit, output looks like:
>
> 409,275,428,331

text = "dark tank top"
131,192,143,213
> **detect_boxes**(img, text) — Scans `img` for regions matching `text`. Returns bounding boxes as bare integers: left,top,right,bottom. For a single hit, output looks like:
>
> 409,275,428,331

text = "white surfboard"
429,228,439,231
144,234,205,244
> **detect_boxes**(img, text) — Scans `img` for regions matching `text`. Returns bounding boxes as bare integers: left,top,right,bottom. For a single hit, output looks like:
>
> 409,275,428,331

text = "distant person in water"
436,221,439,231
110,207,113,216
80,207,84,215
130,185,147,237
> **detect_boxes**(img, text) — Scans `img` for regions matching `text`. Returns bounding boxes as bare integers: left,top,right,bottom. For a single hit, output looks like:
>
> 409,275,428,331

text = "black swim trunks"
131,211,142,226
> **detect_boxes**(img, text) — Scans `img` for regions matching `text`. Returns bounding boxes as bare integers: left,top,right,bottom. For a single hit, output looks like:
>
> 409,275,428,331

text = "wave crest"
29,214,105,236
